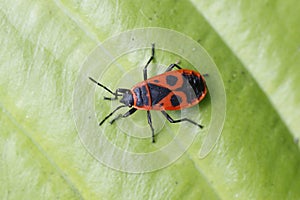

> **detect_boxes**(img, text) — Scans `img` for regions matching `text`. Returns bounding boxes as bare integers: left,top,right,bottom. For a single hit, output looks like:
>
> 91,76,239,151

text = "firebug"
89,44,207,143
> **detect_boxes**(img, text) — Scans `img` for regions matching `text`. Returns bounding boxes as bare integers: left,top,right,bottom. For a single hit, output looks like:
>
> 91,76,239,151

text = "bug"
89,44,207,143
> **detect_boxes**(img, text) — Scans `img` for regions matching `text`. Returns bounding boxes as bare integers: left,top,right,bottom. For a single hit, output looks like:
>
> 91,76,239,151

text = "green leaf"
0,0,299,199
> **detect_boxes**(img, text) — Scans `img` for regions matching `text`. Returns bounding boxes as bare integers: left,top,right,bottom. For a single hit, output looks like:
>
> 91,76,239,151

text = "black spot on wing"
148,83,171,105
170,95,182,107
166,75,178,86
180,72,205,103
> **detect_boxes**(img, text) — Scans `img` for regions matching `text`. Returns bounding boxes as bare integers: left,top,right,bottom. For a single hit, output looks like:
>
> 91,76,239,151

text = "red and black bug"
89,44,207,143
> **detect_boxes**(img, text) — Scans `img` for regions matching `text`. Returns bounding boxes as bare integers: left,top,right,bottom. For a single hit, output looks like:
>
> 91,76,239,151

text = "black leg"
99,105,127,126
143,43,155,80
147,111,155,143
165,63,182,72
110,108,137,124
161,110,203,128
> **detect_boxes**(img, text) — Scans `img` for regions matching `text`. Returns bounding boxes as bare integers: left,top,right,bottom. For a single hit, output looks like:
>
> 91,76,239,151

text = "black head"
120,91,134,107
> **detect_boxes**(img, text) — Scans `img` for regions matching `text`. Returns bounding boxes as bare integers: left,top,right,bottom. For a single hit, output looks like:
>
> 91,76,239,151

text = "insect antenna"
99,105,126,126
89,77,122,100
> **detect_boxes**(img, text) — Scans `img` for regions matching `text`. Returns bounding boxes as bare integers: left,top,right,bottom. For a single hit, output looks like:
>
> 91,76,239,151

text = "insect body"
132,69,206,111
89,44,207,143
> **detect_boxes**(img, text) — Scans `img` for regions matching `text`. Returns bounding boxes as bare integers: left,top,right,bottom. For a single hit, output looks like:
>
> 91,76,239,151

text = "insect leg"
147,111,155,143
99,105,127,126
143,43,155,80
110,108,137,124
165,63,182,72
161,110,203,128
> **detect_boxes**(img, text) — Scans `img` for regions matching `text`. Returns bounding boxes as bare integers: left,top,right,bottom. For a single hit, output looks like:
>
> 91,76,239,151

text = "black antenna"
89,77,122,101
89,77,117,95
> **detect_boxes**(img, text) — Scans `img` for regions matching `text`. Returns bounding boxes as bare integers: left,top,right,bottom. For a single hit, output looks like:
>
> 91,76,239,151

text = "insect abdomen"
148,69,206,110
131,69,207,111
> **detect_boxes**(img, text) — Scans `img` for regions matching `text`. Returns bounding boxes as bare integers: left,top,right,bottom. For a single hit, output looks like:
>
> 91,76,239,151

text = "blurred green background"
0,0,299,199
